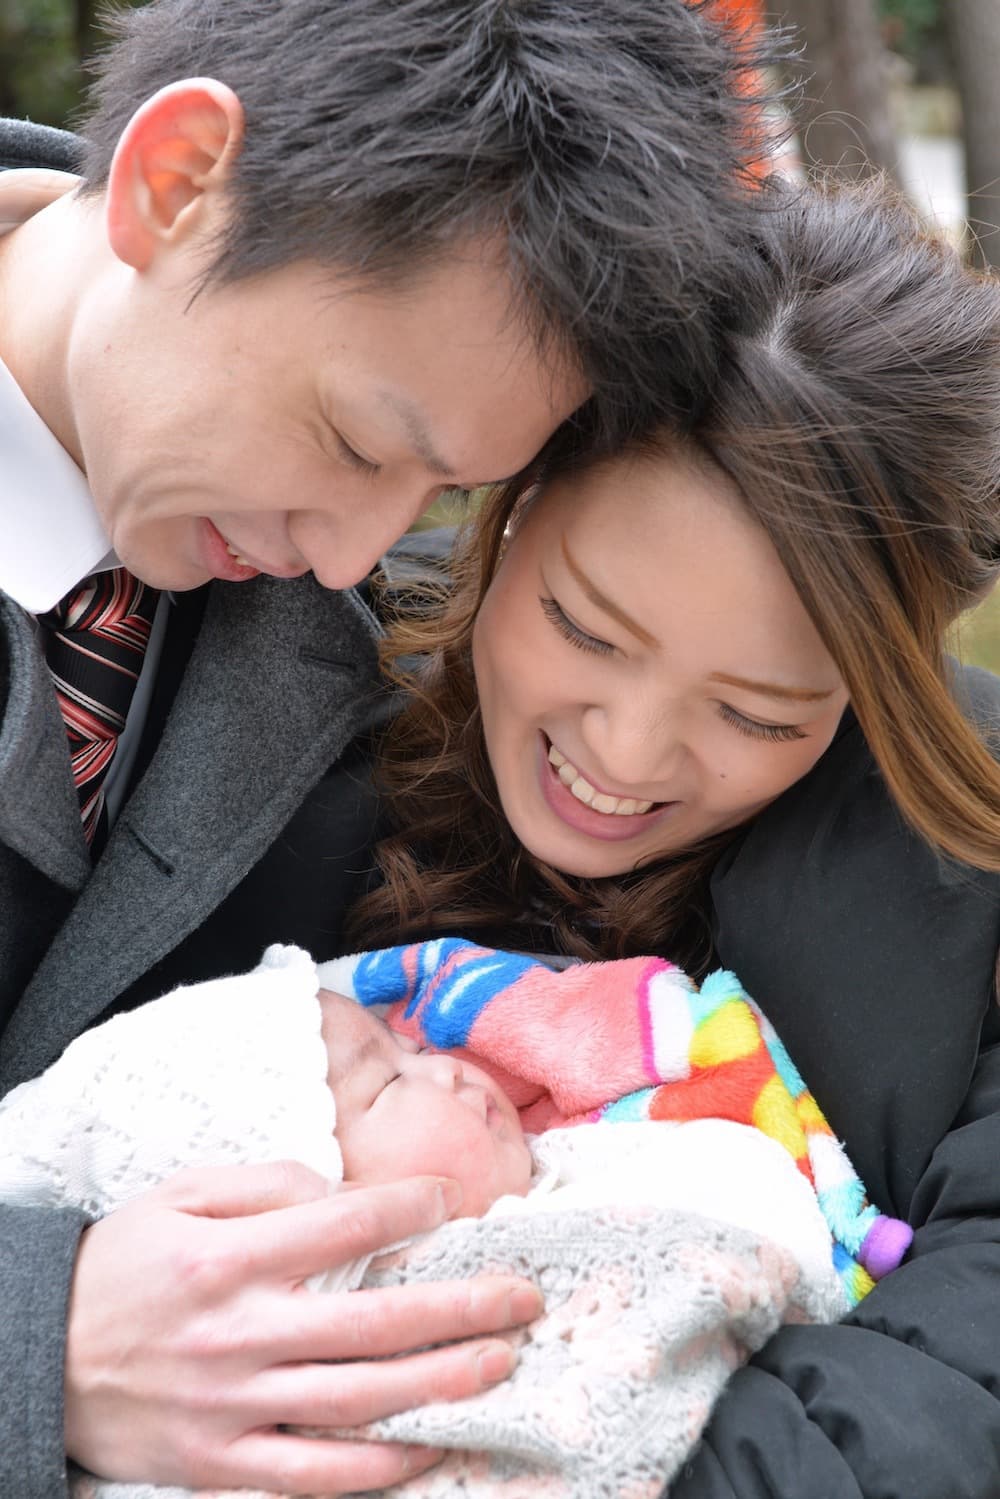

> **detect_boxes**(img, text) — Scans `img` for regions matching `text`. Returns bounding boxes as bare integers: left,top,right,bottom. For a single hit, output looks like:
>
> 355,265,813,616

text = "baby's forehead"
322,989,397,1081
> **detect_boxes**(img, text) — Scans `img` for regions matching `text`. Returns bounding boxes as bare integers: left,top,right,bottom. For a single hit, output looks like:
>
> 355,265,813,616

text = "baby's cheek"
438,1124,522,1218
381,1116,486,1197
340,1119,442,1188
503,1136,534,1199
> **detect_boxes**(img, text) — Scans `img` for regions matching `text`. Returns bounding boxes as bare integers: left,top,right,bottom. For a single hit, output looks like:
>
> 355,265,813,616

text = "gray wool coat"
0,115,413,1496
0,570,390,1498
3,119,398,1499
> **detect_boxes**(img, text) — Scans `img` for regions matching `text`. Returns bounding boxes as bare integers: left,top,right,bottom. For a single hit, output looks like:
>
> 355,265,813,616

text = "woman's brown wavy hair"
348,181,1000,971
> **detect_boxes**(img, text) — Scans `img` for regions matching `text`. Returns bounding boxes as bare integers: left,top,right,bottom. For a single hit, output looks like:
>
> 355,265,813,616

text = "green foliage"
877,0,942,60
0,0,78,125
0,0,148,127
954,590,1000,678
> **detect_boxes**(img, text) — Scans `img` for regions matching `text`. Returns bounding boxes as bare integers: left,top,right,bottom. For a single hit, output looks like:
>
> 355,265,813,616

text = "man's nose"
304,483,457,591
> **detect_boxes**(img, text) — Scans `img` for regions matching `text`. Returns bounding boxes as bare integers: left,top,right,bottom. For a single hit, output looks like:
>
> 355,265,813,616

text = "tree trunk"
0,0,27,117
74,0,103,62
782,0,903,189
946,0,1000,272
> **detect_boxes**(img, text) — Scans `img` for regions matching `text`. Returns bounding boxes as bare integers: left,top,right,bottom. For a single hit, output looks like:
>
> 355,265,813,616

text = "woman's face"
471,447,850,879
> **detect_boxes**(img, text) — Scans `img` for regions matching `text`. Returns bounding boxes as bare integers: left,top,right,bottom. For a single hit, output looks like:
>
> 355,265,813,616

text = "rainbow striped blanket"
319,939,912,1306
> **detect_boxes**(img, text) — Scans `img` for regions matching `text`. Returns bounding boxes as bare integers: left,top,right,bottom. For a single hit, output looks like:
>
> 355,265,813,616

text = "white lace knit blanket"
0,948,847,1499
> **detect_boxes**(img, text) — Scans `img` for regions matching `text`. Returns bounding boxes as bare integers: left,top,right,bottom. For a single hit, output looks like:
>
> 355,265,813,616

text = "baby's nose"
427,1053,464,1090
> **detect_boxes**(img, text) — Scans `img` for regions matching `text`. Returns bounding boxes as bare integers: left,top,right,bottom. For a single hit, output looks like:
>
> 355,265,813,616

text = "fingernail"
477,1341,517,1385
403,1444,444,1475
507,1283,544,1323
437,1179,464,1219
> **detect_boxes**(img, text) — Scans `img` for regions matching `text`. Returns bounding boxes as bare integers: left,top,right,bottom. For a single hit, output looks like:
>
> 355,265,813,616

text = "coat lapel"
1,574,384,1084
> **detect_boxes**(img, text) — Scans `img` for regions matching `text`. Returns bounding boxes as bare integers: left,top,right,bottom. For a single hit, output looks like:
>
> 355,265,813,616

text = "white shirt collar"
0,353,116,612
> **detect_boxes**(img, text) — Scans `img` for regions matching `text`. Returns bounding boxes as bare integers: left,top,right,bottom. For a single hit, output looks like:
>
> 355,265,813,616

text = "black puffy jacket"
672,666,1000,1497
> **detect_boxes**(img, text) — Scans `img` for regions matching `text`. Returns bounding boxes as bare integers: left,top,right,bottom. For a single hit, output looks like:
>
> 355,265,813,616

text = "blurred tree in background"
779,0,1000,271
883,0,1000,271
879,0,945,71
73,0,106,65
3,0,996,276
0,0,78,123
945,0,1000,271
780,0,903,187
0,0,145,127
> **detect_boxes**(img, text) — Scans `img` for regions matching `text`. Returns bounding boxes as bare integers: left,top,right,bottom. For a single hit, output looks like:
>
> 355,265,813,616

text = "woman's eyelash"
539,596,614,656
717,702,806,743
337,433,381,477
538,594,806,741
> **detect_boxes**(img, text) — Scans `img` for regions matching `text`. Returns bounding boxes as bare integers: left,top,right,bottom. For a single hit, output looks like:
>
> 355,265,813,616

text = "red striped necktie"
40,568,160,850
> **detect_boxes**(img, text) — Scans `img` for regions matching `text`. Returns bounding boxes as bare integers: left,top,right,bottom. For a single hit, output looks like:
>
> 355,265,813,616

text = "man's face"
71,242,587,591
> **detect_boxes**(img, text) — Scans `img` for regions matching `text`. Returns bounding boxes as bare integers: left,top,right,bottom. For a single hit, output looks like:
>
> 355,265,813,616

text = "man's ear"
105,78,244,271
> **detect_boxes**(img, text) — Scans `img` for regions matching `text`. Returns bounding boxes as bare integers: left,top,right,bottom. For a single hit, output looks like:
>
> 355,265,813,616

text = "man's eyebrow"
378,390,520,490
380,391,456,478
561,536,658,647
708,671,836,704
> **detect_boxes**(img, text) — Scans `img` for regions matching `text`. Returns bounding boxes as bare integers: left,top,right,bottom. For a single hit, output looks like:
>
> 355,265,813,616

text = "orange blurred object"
704,0,773,179
709,0,765,25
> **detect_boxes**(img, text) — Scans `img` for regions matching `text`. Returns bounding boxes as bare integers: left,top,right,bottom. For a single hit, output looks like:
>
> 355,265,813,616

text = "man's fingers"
235,1175,463,1277
248,1336,517,1428
152,1160,335,1217
215,1432,444,1496
0,167,79,231
272,1276,543,1361
65,1171,540,1490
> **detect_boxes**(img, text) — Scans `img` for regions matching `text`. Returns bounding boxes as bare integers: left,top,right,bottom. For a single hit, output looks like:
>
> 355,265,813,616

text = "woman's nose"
581,701,684,789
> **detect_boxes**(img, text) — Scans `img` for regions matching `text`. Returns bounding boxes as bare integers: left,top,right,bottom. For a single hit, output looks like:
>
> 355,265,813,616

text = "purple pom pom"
859,1217,913,1280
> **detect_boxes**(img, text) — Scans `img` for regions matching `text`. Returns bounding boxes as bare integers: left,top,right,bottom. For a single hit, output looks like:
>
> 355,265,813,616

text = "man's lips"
201,519,262,582
202,520,308,582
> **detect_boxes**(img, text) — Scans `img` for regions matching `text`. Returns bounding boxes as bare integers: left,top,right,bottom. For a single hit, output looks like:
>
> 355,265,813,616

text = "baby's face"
320,990,532,1217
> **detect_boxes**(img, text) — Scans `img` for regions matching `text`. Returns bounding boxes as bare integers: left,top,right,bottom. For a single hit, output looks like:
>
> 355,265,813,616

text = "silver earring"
498,481,542,562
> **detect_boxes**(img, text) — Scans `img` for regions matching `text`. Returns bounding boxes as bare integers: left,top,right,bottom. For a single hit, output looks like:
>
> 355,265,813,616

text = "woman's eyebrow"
560,536,658,647
708,670,836,703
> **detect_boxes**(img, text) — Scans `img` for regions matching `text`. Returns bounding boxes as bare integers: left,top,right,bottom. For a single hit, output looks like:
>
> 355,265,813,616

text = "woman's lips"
536,734,677,843
547,742,655,815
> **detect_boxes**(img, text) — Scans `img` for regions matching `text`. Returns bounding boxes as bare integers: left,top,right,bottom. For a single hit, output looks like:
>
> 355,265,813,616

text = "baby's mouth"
546,741,663,818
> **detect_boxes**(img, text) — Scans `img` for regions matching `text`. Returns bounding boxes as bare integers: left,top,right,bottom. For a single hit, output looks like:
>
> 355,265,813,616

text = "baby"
0,948,532,1264
320,985,533,1218
0,944,909,1499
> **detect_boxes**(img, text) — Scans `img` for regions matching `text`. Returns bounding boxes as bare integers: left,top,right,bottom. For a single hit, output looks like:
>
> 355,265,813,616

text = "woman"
344,179,1000,1496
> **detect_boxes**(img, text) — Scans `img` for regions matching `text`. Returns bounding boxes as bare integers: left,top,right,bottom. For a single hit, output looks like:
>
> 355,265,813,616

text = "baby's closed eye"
392,1032,423,1054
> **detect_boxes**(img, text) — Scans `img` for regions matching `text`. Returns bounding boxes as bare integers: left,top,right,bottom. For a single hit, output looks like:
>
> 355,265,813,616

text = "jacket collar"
1,573,385,1083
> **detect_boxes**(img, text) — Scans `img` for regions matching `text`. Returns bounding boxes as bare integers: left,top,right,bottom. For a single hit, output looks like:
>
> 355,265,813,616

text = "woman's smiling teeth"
547,743,654,816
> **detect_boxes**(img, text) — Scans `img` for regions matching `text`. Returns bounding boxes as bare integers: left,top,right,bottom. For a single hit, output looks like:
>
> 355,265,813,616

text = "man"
0,1,774,1492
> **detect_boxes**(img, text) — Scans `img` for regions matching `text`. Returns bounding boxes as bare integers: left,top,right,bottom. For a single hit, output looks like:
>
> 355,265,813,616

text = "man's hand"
64,1161,542,1493
0,168,78,233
